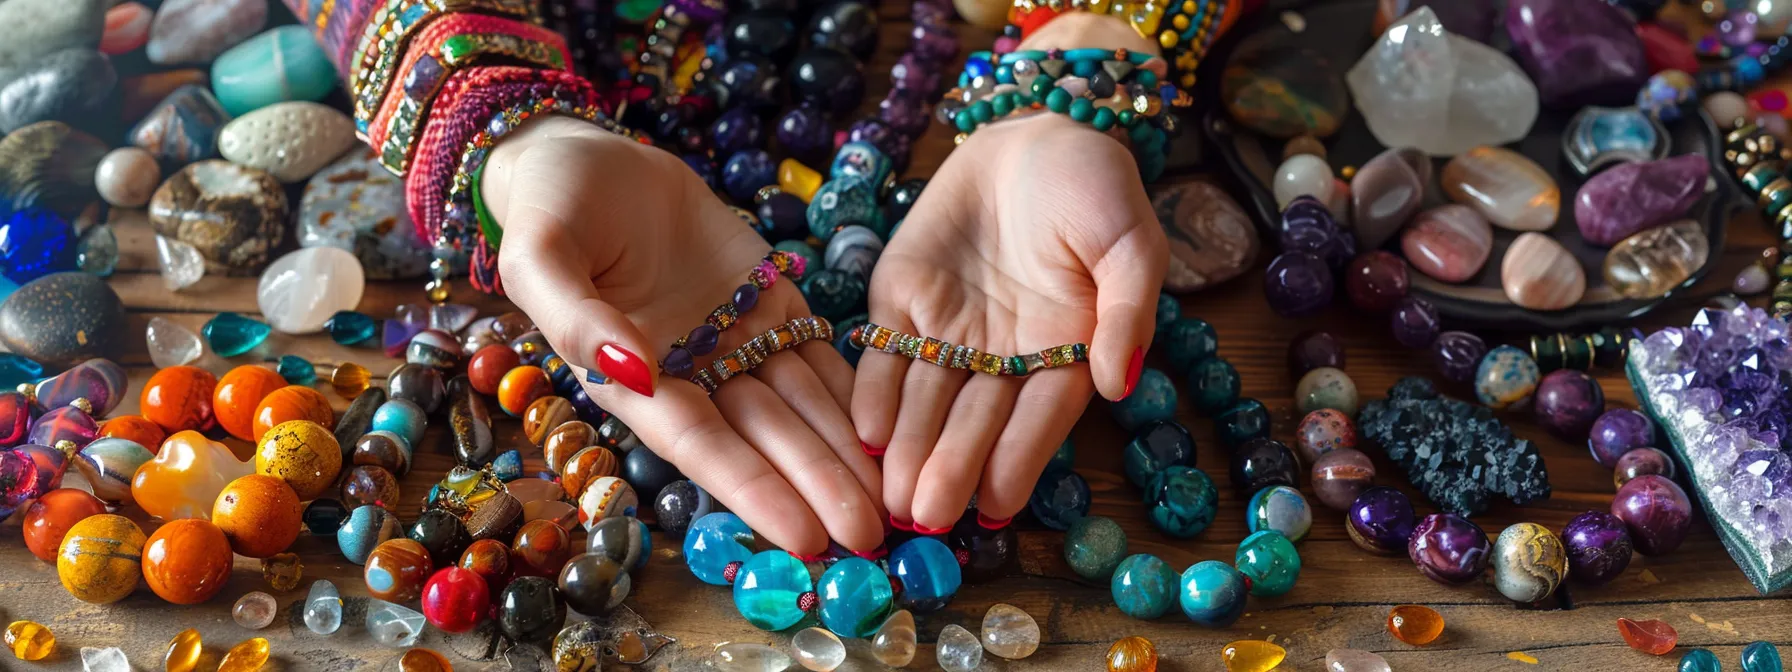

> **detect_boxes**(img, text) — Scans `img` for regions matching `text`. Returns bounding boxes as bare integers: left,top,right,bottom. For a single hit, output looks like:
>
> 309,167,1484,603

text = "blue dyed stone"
1111,368,1176,432
1046,438,1076,473
211,25,339,116
1028,469,1090,531
800,269,867,322
723,150,778,202
1123,421,1195,488
1178,560,1249,627
1474,345,1541,410
1234,530,1302,597
1585,107,1660,155
1154,293,1180,341
326,310,377,346
371,399,428,447
491,450,524,481
1744,641,1783,672
1110,554,1178,620
0,354,43,390
277,355,317,385
889,537,962,612
1163,318,1219,374
732,551,813,631
828,141,893,188
337,505,397,565
1186,357,1241,416
201,312,272,357
686,512,756,586
816,556,894,638
1216,398,1271,449
0,208,77,284
806,176,887,242
1145,466,1218,539
1680,649,1720,672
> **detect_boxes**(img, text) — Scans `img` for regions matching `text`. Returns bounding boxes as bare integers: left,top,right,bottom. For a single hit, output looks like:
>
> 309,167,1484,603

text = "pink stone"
1501,232,1585,310
1401,205,1493,283
1574,154,1708,246
145,0,267,65
99,3,151,55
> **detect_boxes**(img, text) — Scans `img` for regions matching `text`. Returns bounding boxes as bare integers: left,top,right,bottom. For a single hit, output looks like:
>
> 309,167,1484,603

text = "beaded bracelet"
690,317,835,395
349,0,538,134
660,251,808,380
1007,0,1232,90
849,323,1089,377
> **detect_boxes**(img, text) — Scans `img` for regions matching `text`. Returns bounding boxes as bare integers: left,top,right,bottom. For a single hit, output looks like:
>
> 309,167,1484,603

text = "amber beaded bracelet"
849,323,1089,377
692,317,835,395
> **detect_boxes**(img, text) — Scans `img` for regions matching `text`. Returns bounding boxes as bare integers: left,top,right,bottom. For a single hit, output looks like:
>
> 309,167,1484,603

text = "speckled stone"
0,272,125,367
298,149,430,280
218,101,356,183
148,159,287,275
1150,181,1259,293
1295,367,1358,416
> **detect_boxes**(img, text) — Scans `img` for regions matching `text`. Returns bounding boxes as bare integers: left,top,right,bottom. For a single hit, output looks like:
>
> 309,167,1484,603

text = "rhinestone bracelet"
849,323,1089,377
691,317,835,395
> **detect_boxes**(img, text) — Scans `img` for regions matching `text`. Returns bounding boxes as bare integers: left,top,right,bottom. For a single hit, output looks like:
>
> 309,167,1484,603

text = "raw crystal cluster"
1345,7,1539,156
1629,305,1792,585
1357,377,1552,516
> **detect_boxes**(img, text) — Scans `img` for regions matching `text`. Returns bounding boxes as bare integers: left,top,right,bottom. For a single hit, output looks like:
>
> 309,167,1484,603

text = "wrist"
1017,12,1159,55
479,115,655,223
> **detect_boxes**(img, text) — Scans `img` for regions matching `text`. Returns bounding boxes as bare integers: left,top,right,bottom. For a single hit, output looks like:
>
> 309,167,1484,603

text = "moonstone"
1506,0,1648,107
1501,232,1585,310
709,642,793,671
156,235,204,290
145,0,266,64
1401,205,1492,283
1442,147,1560,231
871,610,917,667
1273,154,1336,210
1351,147,1430,249
218,102,356,183
792,628,846,671
1346,8,1538,156
95,147,161,208
146,316,202,368
981,603,1040,659
1574,154,1708,245
1603,220,1708,299
257,247,366,334
937,624,984,672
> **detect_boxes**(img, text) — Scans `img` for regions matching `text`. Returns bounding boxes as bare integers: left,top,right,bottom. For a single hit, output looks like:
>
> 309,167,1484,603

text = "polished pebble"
232,591,278,629
1326,648,1393,672
1388,604,1445,645
1222,640,1287,672
871,610,917,667
792,627,845,671
936,624,984,672
980,603,1040,660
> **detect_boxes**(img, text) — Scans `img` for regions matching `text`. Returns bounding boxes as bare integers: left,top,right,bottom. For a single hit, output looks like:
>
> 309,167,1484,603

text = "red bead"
22,488,107,562
1344,251,1411,313
468,344,522,396
422,566,491,633
1636,22,1700,74
1752,89,1792,114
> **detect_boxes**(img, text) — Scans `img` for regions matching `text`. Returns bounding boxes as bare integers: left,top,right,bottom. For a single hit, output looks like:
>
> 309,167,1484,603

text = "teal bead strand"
815,557,893,638
732,551,814,631
1111,554,1178,620
1162,317,1218,374
1145,466,1218,539
1179,560,1249,628
1186,357,1241,415
684,513,755,586
1234,530,1302,597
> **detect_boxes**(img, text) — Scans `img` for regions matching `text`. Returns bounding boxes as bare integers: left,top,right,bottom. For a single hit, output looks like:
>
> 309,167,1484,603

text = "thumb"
1087,218,1168,402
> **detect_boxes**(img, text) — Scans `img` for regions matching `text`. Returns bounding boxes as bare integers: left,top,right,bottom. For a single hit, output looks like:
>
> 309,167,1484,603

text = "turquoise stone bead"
800,269,867,322
1162,318,1219,374
889,537,961,612
492,450,523,481
1217,398,1271,449
685,513,755,586
1123,421,1194,488
1744,641,1783,672
1246,485,1313,543
1046,438,1076,473
772,240,822,274
1234,530,1302,597
815,557,893,638
202,312,272,357
371,400,428,447
1064,516,1128,581
211,25,339,116
1186,357,1241,416
326,310,377,346
1680,649,1720,672
277,355,317,385
0,353,43,390
1474,345,1540,410
1110,554,1177,620
1145,466,1218,539
1154,293,1181,341
1178,560,1248,628
1110,367,1176,432
732,551,813,631
1028,469,1090,531
806,177,886,242
829,141,893,190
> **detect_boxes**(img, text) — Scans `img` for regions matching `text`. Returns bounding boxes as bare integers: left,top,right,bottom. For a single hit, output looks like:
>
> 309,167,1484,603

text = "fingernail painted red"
793,553,828,563
862,441,886,457
889,514,914,532
597,343,654,397
976,512,1012,530
913,523,951,535
851,545,888,560
1120,346,1144,400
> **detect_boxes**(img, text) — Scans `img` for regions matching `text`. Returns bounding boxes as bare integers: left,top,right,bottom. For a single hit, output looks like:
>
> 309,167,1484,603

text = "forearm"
1018,12,1159,55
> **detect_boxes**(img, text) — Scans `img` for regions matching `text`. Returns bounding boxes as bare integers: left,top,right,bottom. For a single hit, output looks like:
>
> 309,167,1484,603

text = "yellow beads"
330,363,372,399
400,648,455,671
5,621,55,661
1222,640,1286,672
219,637,270,672
778,158,823,203
262,552,304,591
164,628,203,672
1107,636,1158,672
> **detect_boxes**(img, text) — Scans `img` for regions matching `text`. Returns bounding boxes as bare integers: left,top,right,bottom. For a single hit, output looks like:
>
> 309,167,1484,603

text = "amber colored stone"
543,421,598,475
219,637,270,672
213,474,304,558
779,158,824,202
561,446,620,500
469,344,521,396
165,628,203,672
1388,605,1445,646
510,519,575,578
523,397,577,447
400,648,454,671
140,365,218,433
1107,636,1158,672
459,538,511,587
262,552,304,591
331,362,373,399
1222,640,1286,672
57,514,146,604
5,620,55,660
23,488,108,562
365,538,434,602
1617,617,1678,655
143,518,235,604
252,386,335,443
497,367,553,417
98,415,167,452
213,365,288,441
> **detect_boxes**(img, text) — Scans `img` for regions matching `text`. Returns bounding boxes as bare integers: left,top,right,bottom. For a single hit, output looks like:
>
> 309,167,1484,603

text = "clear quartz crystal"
156,234,205,291
80,646,129,672
1345,7,1539,156
980,603,1041,660
936,624,983,672
233,591,279,629
303,580,342,634
366,599,425,646
791,628,845,672
707,642,793,671
871,609,917,667
146,316,203,368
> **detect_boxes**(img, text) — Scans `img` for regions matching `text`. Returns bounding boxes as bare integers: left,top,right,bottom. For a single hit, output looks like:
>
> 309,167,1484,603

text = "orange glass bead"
98,415,167,452
22,488,107,562
560,446,619,500
1388,605,1445,646
251,385,335,443
1617,617,1678,655
1107,636,1158,672
331,362,373,399
143,518,234,604
213,365,288,441
5,620,54,660
219,637,270,672
1221,640,1286,672
213,474,304,558
542,421,597,475
254,419,343,501
399,647,454,672
523,396,576,446
140,365,218,433
779,158,823,202
164,628,203,672
497,366,552,417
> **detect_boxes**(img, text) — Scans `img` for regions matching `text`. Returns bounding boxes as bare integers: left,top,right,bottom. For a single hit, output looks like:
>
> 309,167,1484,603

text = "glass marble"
792,627,845,671
936,624,983,672
367,599,426,647
421,566,490,633
139,518,235,605
498,366,553,417
1295,408,1357,464
1349,486,1419,555
1681,649,1721,672
1179,560,1249,628
1186,357,1242,416
342,465,401,510
132,430,253,520
254,419,343,501
23,487,107,562
511,518,575,578
871,610,917,667
586,516,651,572
372,399,428,448
815,556,893,638
139,365,218,434
558,552,631,616
498,575,566,644
1107,636,1157,672
1618,617,1678,655
1743,641,1781,672
1312,448,1376,510
1409,513,1491,585
686,514,753,586
389,363,447,414
1146,465,1219,539
1123,421,1196,488
233,591,278,629
1588,408,1656,468
1236,530,1302,597
981,603,1040,660
1028,468,1090,530
365,538,434,602
709,642,794,671
277,355,316,385
1223,640,1287,672
1614,447,1675,487
577,476,640,528
81,646,129,672
1111,367,1177,431
304,580,343,634
57,514,145,604
1295,366,1359,416
303,498,349,534
1475,345,1540,410
1216,398,1272,449
202,312,272,357
1611,474,1692,555
1111,554,1178,620
219,637,269,672
1562,511,1633,586
6,620,54,660
1247,485,1313,542
1230,438,1298,494
1065,515,1128,581
655,479,716,537
890,536,962,612
733,550,813,631
263,552,304,591
1388,604,1444,645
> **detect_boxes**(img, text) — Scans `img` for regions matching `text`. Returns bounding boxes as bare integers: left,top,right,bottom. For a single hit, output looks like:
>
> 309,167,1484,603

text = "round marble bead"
1614,447,1675,488
1230,438,1298,494
1295,409,1356,464
1122,421,1195,488
1263,252,1334,318
1186,357,1241,416
1110,367,1176,432
1287,330,1345,378
1272,154,1336,209
511,518,575,578
96,147,161,208
1247,485,1313,542
1348,487,1417,555
1178,560,1249,628
1235,529,1302,597
816,556,894,638
1064,516,1128,581
1389,296,1440,349
890,536,962,612
498,575,566,644
732,551,813,631
1491,522,1567,603
684,513,755,586
1216,399,1272,450
558,552,630,616
389,364,447,414
1408,513,1492,585
1533,369,1605,440
1561,511,1633,585
1028,469,1090,531
1312,448,1376,510
57,514,145,604
1475,345,1540,410
1110,554,1178,620
1343,251,1410,313
1145,466,1219,539
1295,366,1358,416
1431,331,1488,384
338,505,399,565
1611,474,1692,555
1589,408,1656,468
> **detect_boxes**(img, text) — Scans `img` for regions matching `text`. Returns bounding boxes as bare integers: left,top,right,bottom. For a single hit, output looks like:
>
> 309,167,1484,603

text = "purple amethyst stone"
1288,330,1346,378
732,283,759,311
1431,331,1487,384
1505,0,1649,107
1407,512,1491,585
1533,369,1606,440
1573,155,1709,246
1263,252,1335,318
661,347,695,379
686,324,721,356
1611,474,1692,555
1562,510,1633,585
1390,296,1441,349
722,150,778,202
709,106,765,155
1278,196,1355,270
1588,408,1655,468
776,105,832,161
1346,486,1417,555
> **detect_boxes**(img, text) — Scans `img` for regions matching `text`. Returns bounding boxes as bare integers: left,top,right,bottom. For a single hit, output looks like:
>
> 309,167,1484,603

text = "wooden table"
3,5,1789,672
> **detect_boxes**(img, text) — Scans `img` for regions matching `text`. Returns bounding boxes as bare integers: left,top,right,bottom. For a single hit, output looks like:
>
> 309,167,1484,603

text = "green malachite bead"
969,101,994,124
992,93,1015,116
1046,88,1072,113
1092,108,1117,131
1234,530,1301,597
1032,77,1055,98
956,110,978,133
1069,98,1095,122
277,355,318,385
1008,356,1028,375
1118,109,1137,127
1137,70,1158,86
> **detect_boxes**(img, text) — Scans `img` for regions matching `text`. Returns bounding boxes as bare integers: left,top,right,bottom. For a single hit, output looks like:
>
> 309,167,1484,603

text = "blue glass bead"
491,450,524,481
1178,560,1249,628
890,536,962,612
0,354,43,390
806,177,886,242
0,207,77,284
1064,515,1127,581
1028,469,1090,531
732,550,813,631
1046,438,1076,473
1680,649,1721,672
1247,485,1313,542
1216,398,1271,449
1186,357,1241,416
1111,368,1176,432
775,105,832,161
723,150,778,202
277,355,317,385
800,269,867,322
1110,554,1178,620
326,310,378,345
1235,530,1302,597
965,58,995,80
1123,421,1195,488
202,312,272,357
371,399,428,447
710,106,765,155
686,512,756,586
815,556,894,638
829,141,893,189
1744,641,1783,672
1154,293,1180,341
1738,57,1766,84
1145,466,1218,539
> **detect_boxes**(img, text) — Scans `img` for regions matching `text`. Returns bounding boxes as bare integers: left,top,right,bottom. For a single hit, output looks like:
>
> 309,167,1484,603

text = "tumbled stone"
220,102,355,183
146,316,202,368
1220,31,1350,139
1273,154,1336,210
1501,232,1585,310
258,247,366,335
1603,220,1708,299
936,624,983,672
1351,147,1429,250
0,272,126,368
148,160,286,275
980,603,1039,660
1574,154,1708,246
99,3,152,55
0,121,108,222
298,149,430,280
1401,205,1492,283
1347,8,1538,156
1374,0,1499,43
156,235,204,290
145,0,267,65
1506,0,1648,107
1441,147,1560,231
0,49,115,133
1326,648,1393,672
118,69,206,122
95,147,161,208
211,25,337,116
1150,181,1259,292
0,0,105,78
129,84,230,166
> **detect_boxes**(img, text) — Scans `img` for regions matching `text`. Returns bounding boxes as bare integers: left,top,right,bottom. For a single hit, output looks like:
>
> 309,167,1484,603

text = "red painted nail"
913,523,952,535
597,343,654,397
889,514,914,532
862,441,886,457
851,545,888,560
793,553,828,563
1120,346,1144,400
976,512,1012,530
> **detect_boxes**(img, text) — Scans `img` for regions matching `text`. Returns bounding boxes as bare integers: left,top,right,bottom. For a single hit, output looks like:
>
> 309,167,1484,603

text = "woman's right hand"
481,115,885,555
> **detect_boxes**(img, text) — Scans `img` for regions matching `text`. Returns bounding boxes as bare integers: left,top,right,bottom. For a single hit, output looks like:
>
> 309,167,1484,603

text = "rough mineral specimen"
1357,377,1552,516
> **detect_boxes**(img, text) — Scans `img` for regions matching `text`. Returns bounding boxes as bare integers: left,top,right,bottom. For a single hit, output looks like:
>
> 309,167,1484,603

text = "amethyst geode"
1505,0,1649,107
1358,377,1553,517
